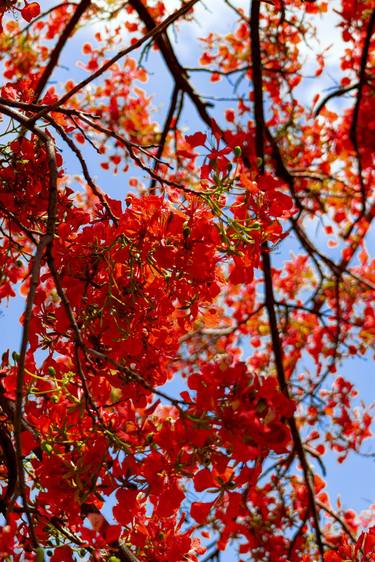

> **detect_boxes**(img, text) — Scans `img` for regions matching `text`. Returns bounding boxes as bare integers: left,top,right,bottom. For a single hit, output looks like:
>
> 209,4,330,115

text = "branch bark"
0,104,58,550
28,0,200,124
248,2,324,558
33,0,91,101
127,0,213,126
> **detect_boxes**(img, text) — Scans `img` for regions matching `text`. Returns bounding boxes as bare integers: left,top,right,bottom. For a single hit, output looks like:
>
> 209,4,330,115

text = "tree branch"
345,9,375,237
248,2,324,558
33,0,91,101
27,0,200,124
314,84,358,116
150,85,179,191
46,116,119,223
0,104,58,550
127,0,213,127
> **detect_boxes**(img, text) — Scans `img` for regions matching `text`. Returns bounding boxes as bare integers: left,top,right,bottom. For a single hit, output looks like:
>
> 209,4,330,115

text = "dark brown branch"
223,0,249,22
0,104,58,550
0,425,17,517
0,201,40,243
150,85,179,191
46,255,101,419
349,10,375,148
316,500,357,545
85,346,189,407
14,2,78,36
264,120,375,294
46,252,189,410
44,256,163,562
74,114,207,195
46,116,119,223
180,304,265,342
76,113,169,163
201,547,221,562
33,0,91,101
288,511,309,559
248,2,324,558
262,238,325,561
28,0,200,124
0,96,98,120
127,0,213,127
249,1,265,175
314,84,358,116
345,9,375,237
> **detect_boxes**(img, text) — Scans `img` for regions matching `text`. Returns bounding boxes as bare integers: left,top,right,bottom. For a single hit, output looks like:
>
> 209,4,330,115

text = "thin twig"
46,116,119,223
316,500,357,545
314,84,358,116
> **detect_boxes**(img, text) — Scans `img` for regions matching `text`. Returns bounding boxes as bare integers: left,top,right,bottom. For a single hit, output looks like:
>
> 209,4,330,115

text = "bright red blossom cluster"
0,0,374,561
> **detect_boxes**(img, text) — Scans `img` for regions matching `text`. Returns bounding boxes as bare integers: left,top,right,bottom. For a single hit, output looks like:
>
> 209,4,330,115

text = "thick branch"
127,0,213,127
349,10,375,148
248,2,324,558
0,425,17,517
249,1,265,175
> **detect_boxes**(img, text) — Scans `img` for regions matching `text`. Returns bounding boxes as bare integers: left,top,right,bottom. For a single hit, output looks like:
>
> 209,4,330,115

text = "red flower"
21,2,40,22
185,132,207,147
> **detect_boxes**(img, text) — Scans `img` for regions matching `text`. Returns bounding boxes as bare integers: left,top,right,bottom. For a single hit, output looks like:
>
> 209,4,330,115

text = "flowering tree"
0,0,374,560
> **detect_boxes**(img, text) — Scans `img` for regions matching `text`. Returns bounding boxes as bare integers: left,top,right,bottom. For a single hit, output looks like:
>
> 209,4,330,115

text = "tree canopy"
0,0,374,561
